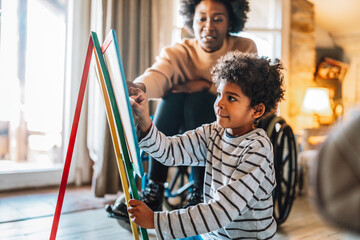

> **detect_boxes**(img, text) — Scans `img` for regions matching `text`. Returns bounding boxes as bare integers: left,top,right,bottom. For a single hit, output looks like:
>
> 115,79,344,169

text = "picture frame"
315,57,348,82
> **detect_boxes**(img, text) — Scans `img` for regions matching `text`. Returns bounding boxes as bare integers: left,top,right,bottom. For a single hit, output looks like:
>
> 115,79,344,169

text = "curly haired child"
128,51,285,240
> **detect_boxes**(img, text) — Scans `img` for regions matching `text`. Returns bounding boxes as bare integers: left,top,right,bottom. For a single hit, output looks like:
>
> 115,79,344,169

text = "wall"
307,0,360,119
287,0,316,132
286,0,360,132
334,34,360,115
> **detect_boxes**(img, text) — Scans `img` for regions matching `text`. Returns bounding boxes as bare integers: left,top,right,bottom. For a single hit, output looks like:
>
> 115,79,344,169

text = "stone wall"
288,0,316,132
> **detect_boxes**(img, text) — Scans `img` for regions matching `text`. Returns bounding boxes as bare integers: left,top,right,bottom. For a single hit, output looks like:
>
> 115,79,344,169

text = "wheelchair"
257,114,298,224
106,113,298,226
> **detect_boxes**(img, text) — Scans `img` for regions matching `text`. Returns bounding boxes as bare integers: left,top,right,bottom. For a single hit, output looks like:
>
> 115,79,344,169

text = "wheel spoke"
282,152,289,163
282,178,288,186
169,169,181,191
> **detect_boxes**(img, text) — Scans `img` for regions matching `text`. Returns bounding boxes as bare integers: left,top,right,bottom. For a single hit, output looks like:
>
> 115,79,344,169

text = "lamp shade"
301,87,333,117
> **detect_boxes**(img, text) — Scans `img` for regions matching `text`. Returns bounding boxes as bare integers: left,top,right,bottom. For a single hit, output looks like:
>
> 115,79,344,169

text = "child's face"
214,81,257,137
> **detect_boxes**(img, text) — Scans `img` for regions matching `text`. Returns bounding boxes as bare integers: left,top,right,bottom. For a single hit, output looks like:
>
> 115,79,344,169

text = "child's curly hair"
211,51,285,115
179,0,250,34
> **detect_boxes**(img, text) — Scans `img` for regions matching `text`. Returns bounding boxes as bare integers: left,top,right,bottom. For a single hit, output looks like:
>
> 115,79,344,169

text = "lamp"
301,87,333,127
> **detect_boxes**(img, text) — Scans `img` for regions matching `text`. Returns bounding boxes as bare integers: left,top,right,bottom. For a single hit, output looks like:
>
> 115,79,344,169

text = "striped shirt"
139,122,277,240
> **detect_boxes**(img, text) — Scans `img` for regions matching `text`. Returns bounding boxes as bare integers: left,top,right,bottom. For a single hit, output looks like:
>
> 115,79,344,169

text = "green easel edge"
91,31,149,240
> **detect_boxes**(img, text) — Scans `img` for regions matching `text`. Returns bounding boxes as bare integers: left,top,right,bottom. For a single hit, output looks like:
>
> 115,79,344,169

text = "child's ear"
253,103,265,119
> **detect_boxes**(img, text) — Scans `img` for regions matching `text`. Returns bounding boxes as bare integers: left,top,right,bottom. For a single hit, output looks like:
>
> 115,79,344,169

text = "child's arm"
139,123,211,167
151,139,276,239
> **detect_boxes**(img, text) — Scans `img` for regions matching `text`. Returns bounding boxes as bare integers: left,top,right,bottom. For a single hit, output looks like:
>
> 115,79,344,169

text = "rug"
0,186,119,223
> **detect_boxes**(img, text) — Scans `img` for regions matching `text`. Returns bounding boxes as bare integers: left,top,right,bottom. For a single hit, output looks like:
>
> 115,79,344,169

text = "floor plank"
0,186,117,223
0,208,157,240
275,195,346,240
0,186,354,239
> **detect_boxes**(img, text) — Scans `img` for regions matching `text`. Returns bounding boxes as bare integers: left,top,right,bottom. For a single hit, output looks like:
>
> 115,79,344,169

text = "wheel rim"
163,166,193,210
273,124,297,224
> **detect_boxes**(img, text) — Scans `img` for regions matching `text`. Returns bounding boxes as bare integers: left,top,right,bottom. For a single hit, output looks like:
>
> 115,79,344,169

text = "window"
241,0,282,59
0,0,67,173
0,0,2,38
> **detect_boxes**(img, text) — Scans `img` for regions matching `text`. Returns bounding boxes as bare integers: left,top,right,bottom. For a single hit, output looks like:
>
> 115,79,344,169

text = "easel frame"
49,30,148,240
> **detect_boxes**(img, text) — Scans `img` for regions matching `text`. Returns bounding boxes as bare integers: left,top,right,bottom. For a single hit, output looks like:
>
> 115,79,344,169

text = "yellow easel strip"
93,49,139,240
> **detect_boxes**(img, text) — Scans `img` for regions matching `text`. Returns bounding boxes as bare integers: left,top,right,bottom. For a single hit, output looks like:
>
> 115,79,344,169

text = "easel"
49,31,148,240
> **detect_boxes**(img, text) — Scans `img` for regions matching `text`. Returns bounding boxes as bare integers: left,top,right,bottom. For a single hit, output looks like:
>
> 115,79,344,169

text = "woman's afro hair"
179,0,250,34
211,51,285,115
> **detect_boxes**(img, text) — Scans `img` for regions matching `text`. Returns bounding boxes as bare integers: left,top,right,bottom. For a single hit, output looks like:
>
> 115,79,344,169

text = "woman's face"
193,0,230,53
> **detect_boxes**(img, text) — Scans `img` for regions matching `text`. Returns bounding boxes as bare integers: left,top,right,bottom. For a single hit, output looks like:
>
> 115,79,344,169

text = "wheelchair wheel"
259,114,298,225
163,166,193,210
272,123,298,224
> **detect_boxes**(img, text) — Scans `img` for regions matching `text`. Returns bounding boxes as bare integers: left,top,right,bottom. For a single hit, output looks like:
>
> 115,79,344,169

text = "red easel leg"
49,37,94,240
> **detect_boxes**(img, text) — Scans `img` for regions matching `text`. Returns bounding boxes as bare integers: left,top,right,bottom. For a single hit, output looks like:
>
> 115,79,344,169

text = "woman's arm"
170,79,212,94
134,43,190,99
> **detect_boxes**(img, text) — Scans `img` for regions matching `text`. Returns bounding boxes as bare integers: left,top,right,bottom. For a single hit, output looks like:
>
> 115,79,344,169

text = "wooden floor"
275,195,345,240
0,186,117,223
0,186,349,240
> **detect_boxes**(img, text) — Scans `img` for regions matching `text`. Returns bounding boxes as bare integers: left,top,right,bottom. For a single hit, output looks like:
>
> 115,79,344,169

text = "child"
128,51,285,240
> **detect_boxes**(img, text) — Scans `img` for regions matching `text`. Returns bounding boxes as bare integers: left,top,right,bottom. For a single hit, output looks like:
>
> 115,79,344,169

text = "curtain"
63,0,93,186
88,0,174,197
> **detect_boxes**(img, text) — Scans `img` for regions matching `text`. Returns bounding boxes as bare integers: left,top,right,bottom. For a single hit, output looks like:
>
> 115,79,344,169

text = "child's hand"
128,199,155,229
128,86,152,133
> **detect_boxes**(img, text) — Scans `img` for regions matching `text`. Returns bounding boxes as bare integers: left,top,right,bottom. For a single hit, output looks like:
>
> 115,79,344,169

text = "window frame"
0,0,90,191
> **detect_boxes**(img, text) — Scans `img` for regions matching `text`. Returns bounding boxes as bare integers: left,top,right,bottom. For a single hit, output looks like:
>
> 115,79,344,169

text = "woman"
118,0,257,217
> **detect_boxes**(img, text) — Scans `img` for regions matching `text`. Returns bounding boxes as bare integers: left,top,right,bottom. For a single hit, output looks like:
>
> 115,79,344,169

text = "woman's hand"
171,80,212,94
128,199,155,229
127,81,146,94
129,86,152,133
